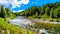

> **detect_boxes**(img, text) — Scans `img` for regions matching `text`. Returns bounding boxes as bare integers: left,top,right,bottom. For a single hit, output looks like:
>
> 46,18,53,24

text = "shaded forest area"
0,6,16,19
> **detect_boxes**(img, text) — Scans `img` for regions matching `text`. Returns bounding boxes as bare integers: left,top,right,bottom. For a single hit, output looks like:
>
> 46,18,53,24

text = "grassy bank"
33,22,60,33
0,18,35,34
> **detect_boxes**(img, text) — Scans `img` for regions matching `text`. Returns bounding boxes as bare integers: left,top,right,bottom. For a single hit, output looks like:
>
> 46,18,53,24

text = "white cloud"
0,0,30,8
13,10,23,13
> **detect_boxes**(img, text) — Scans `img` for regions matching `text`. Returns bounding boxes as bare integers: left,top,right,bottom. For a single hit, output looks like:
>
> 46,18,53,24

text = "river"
9,16,33,28
9,16,60,28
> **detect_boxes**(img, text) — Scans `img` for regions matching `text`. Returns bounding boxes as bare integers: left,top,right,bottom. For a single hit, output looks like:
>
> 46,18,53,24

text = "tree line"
0,6,16,18
15,2,60,21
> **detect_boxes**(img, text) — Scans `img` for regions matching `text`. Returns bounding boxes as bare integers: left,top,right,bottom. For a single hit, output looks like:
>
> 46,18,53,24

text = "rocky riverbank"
27,18,60,24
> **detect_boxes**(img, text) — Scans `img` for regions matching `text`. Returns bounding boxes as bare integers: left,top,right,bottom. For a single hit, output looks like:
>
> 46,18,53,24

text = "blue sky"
0,0,60,12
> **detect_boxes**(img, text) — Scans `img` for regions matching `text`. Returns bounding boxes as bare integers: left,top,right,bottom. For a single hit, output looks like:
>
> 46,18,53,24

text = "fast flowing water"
9,16,33,28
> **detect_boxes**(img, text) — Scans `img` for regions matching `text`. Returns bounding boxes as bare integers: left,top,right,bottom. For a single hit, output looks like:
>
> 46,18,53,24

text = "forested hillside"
16,2,60,22
0,6,35,34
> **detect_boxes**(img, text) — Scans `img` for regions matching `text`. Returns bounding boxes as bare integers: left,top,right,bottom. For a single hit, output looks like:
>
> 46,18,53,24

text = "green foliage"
16,2,60,21
33,22,60,33
0,6,16,18
0,18,35,34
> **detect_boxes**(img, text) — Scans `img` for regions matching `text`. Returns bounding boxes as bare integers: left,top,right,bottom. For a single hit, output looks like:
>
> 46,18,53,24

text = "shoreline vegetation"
0,18,35,34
